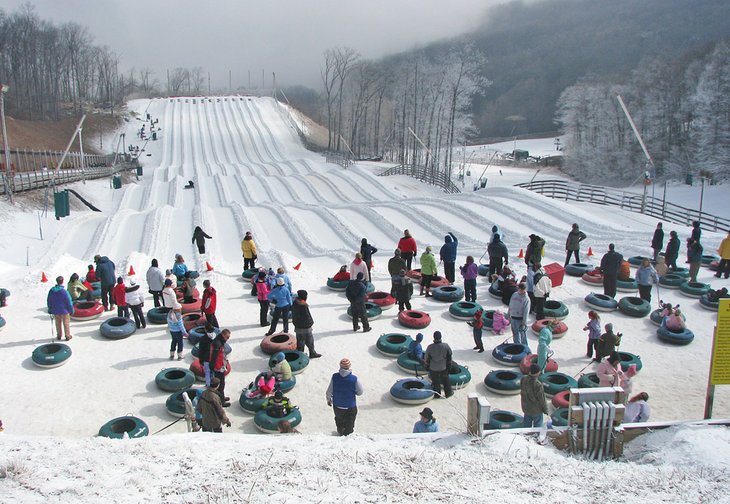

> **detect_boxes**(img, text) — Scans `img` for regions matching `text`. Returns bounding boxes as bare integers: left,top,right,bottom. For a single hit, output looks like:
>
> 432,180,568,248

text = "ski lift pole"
616,95,654,214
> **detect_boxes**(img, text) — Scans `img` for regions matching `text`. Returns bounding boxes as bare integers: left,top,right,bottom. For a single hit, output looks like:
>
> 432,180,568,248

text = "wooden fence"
0,161,140,195
378,164,461,194
515,179,730,232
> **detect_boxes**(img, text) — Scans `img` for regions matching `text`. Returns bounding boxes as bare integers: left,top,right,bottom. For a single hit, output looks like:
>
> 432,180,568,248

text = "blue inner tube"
584,292,618,312
565,263,593,277
449,301,483,320
618,352,642,372
701,254,720,266
670,267,690,278
326,278,348,291
487,410,524,429
241,269,258,279
192,341,231,358
616,278,638,292
397,352,427,374
32,343,72,368
658,274,684,288
147,307,172,325
431,285,464,302
483,369,523,395
699,293,719,311
98,416,149,439
539,372,578,397
165,388,203,421
551,408,570,427
481,310,495,328
492,343,531,367
100,317,137,339
577,373,599,388
376,333,413,357
649,309,663,326
239,390,268,414
254,408,302,433
478,264,490,276
390,378,433,404
618,296,651,317
366,282,375,294
657,324,695,345
279,375,297,392
628,256,649,267
449,364,472,389
488,285,502,299
679,281,710,298
543,300,569,320
269,350,310,374
347,302,382,320
188,326,206,345
155,368,196,392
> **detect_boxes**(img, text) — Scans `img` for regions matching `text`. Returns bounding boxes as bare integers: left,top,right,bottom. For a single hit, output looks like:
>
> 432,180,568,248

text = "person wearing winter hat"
254,270,271,327
425,331,453,398
198,322,219,385
201,279,219,328
326,358,364,436
360,238,378,282
597,323,622,361
394,269,414,312
266,276,293,336
520,364,548,427
166,303,188,361
407,332,425,365
600,243,623,298
397,229,418,271
664,230,680,271
349,252,369,283
439,232,458,284
146,258,165,307
196,376,230,433
265,388,294,419
112,276,129,318
291,289,321,358
413,407,439,433
345,272,371,333
332,264,350,282
270,350,293,382
47,275,74,341
241,231,258,271
564,223,587,267
387,249,407,296
125,278,147,329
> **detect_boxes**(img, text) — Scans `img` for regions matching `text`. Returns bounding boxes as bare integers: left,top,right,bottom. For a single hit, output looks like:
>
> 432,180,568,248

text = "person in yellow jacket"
241,231,258,270
716,230,730,279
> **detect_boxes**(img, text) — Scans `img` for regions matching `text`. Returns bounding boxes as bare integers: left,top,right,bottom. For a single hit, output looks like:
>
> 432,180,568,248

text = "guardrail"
0,161,140,195
378,164,461,194
515,179,730,232
1,148,114,173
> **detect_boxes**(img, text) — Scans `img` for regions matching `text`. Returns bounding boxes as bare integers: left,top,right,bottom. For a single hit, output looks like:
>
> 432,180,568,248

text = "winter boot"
177,352,183,361
169,351,175,360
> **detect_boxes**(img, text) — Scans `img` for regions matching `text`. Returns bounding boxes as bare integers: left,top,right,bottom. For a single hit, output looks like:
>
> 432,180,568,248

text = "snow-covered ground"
0,97,729,502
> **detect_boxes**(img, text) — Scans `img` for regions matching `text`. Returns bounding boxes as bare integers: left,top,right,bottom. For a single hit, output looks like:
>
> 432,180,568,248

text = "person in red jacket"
201,279,219,328
84,264,98,283
112,276,129,318
397,229,417,271
332,265,350,282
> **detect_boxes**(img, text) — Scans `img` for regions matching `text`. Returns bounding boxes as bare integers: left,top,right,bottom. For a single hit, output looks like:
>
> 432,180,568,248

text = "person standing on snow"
47,276,74,341
255,270,271,327
394,269,414,312
690,220,702,244
651,223,664,262
387,249,407,296
241,231,258,271
94,254,116,311
460,255,479,302
716,230,730,279
532,264,552,320
525,234,545,267
537,320,556,371
635,258,658,302
291,289,321,358
686,238,703,283
196,377,230,433
664,231,680,271
192,226,212,254
508,283,531,346
349,252,369,284
326,358,364,436
201,279,219,328
346,272,371,333
520,364,548,428
439,232,458,284
360,238,378,283
125,279,146,329
146,259,165,308
425,331,453,399
112,277,129,318
266,277,293,336
564,223,587,267
600,243,623,298
487,234,509,278
419,246,438,297
397,229,417,271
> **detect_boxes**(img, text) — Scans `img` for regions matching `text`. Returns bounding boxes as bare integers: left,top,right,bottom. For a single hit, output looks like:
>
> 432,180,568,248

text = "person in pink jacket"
597,352,625,388
491,310,510,335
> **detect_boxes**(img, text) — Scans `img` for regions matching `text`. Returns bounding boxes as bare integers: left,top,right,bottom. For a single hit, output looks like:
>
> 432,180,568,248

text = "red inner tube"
367,291,395,307
551,389,570,409
72,301,103,318
519,354,558,374
398,310,431,328
260,333,296,354
190,359,231,377
183,313,206,332
531,319,568,334
180,298,202,313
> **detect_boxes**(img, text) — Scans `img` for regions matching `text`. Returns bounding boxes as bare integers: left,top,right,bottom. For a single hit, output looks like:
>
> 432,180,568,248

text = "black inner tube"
109,418,136,434
271,334,289,343
42,344,62,354
492,412,516,423
165,370,187,380
387,335,407,344
404,381,425,390
495,371,517,380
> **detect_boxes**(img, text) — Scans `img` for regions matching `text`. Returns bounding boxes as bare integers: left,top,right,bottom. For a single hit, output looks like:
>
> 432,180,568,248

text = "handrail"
379,164,461,194
516,179,730,232
0,162,139,196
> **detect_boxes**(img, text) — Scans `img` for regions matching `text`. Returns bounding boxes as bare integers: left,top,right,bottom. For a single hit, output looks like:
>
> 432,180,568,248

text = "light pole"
0,84,13,204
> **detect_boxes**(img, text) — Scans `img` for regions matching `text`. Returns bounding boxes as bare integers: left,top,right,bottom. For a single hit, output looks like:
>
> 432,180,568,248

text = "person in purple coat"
47,275,74,341
460,255,479,302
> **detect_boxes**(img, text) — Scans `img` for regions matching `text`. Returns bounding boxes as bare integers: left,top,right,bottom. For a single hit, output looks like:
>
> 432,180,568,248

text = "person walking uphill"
600,244,623,298
266,277,293,336
326,358,363,436
346,272,371,333
564,223,587,267
146,259,165,308
520,364,548,428
241,231,257,271
651,223,664,262
397,229,417,271
192,226,212,254
425,331,453,399
291,289,321,358
439,232,458,284
94,254,116,311
419,246,438,297
360,238,378,282
47,276,74,341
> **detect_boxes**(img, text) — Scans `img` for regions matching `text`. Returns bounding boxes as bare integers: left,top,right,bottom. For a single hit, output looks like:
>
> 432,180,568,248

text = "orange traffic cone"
293,262,302,271
41,272,48,283
128,265,136,276
206,261,214,272
518,249,524,259
587,247,594,257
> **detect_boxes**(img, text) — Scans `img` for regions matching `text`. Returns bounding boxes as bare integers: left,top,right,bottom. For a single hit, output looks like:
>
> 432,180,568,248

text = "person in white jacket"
162,278,177,308
349,252,369,283
125,279,146,329
532,264,552,320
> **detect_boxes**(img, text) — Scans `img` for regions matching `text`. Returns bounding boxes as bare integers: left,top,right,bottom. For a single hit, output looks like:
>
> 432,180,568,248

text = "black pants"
397,299,412,312
464,278,477,302
150,289,162,308
258,300,270,327
429,369,453,398
586,339,599,359
295,328,317,355
717,259,730,278
101,284,114,310
444,262,455,284
333,406,358,436
205,312,219,328
528,291,535,313
214,370,227,397
488,258,503,278
366,263,372,282
534,296,546,320
402,252,414,270
202,426,222,433
244,257,256,270
603,274,617,298
129,304,146,328
269,306,290,334
638,284,652,302
117,305,129,318
564,250,579,266
350,302,370,331
196,243,205,254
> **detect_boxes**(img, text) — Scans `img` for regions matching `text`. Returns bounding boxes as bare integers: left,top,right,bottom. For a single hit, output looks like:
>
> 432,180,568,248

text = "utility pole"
0,84,13,204
616,94,654,214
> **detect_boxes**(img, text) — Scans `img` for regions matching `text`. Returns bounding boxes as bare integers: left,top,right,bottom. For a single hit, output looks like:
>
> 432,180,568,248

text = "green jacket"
420,252,438,276
520,374,548,416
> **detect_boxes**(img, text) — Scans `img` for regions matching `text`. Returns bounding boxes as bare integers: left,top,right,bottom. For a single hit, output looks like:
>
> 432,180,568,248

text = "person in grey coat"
564,223,587,267
146,258,165,308
508,283,531,346
425,331,453,399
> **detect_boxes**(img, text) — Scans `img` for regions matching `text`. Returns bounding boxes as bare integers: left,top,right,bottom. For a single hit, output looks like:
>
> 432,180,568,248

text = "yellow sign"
710,299,730,385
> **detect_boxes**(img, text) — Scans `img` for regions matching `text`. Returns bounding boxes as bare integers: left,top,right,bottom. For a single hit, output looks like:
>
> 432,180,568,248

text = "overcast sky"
3,0,511,90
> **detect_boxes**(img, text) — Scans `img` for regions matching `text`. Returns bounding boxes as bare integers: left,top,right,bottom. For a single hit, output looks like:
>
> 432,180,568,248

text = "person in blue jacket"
413,407,439,433
360,238,378,283
172,254,189,280
439,232,458,284
47,275,74,340
266,277,293,335
408,332,425,365
326,358,364,436
94,254,116,311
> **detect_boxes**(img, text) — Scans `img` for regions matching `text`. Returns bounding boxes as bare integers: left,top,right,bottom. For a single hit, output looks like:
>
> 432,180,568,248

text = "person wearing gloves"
397,229,417,271
94,254,116,311
326,358,364,436
266,277,293,336
47,275,74,341
394,269,414,312
125,279,146,329
419,246,438,297
413,407,439,433
564,223,587,267
468,308,485,353
270,351,293,383
146,258,165,307
191,226,212,254
635,258,659,302
487,234,509,278
241,231,258,271
520,364,549,427
439,232,458,284
198,323,218,386
201,279,219,328
597,323,622,361
387,249,407,296
196,377,230,433
346,272,371,333
167,303,188,360
537,320,557,371
460,255,479,302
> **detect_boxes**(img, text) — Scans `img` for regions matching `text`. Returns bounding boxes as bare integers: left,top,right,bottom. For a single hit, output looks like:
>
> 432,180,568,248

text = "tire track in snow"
226,98,287,176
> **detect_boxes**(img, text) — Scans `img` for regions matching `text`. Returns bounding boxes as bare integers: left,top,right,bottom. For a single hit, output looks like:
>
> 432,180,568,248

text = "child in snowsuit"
112,277,129,318
468,309,485,352
583,310,601,361
394,269,413,312
264,390,295,418
491,310,509,335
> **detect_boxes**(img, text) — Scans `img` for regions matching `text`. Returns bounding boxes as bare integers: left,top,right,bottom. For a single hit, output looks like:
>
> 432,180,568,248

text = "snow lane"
201,205,242,266
244,206,305,257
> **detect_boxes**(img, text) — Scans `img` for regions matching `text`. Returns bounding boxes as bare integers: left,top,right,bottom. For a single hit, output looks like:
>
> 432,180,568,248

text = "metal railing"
378,164,461,194
515,179,730,232
0,161,140,195
0,148,114,172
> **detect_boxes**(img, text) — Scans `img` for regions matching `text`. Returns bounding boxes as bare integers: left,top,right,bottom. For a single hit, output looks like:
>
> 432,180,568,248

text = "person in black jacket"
345,273,371,333
651,223,664,262
394,269,414,312
690,220,701,244
664,231,680,270
600,243,624,298
487,234,509,277
192,226,212,254
360,238,378,282
291,290,321,358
